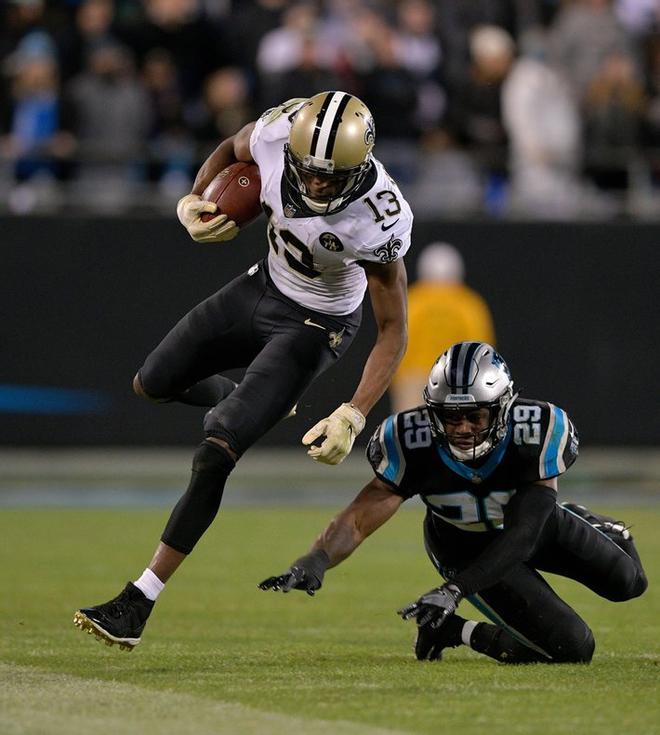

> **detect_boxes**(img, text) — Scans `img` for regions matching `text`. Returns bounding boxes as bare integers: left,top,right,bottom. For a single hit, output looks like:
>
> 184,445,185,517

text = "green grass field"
1,506,658,735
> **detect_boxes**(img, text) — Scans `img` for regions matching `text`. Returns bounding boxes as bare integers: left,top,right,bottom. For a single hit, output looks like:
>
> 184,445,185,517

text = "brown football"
199,161,262,227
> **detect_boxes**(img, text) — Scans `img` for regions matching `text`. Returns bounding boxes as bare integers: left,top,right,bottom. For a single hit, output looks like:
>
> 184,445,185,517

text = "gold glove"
302,402,366,465
176,193,239,243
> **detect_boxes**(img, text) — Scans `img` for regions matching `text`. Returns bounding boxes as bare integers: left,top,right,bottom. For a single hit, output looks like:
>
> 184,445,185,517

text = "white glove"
176,193,239,243
302,403,366,465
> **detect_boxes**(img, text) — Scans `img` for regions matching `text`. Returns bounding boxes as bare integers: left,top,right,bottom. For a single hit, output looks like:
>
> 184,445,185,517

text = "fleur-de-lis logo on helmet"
364,115,375,148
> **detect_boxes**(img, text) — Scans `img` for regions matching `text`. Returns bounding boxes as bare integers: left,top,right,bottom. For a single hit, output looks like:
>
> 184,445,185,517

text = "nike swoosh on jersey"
304,318,326,330
381,219,400,231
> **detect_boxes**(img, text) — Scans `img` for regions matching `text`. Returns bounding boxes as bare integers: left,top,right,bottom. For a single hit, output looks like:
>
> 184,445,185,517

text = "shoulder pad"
259,98,307,126
367,414,407,486
367,407,433,486
511,399,579,479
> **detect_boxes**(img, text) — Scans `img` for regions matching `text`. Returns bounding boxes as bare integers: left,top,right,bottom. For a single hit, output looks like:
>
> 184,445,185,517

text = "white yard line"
0,663,412,735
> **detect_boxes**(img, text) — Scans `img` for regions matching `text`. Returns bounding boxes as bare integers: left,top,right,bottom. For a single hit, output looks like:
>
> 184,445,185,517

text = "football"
200,161,262,227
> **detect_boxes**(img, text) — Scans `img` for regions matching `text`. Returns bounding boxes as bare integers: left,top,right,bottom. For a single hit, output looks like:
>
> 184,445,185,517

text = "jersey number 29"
513,405,541,445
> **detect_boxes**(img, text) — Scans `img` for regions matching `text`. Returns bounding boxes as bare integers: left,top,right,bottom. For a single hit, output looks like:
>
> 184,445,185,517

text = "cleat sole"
72,611,139,651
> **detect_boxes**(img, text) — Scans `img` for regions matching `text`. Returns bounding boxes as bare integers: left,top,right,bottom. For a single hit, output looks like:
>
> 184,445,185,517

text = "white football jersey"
249,99,413,315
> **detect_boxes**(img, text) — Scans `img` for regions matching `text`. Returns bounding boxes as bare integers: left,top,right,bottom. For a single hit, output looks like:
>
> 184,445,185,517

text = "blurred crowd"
2,0,660,218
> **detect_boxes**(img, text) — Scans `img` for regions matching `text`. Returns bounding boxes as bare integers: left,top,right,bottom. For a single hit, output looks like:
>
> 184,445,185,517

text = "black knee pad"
192,439,236,474
632,570,649,598
136,366,175,403
160,441,236,554
548,619,595,663
203,406,242,456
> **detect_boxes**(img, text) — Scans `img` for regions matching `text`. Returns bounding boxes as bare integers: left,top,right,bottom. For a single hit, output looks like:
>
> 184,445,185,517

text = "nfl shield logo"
284,203,297,217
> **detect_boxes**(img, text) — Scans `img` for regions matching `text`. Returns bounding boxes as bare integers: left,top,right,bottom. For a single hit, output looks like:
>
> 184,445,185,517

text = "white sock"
461,620,479,647
133,568,165,601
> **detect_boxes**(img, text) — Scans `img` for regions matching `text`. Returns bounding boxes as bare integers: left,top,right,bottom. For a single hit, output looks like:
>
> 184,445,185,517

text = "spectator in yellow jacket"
390,242,495,412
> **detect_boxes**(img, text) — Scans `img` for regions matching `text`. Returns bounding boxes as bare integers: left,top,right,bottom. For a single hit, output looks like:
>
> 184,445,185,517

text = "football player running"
260,342,647,664
74,92,412,650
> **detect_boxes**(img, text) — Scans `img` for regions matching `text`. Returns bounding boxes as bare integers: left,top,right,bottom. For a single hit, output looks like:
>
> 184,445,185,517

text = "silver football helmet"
284,91,375,214
424,342,516,461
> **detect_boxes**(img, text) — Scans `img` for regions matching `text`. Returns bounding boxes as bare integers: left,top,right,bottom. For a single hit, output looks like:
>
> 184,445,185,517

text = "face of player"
441,408,492,452
299,170,346,202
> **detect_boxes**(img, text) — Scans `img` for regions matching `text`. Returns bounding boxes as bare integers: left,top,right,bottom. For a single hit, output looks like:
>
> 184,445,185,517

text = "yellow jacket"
393,282,495,382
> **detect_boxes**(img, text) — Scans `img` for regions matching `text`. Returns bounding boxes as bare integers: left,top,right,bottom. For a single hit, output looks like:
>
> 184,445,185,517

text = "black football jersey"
366,398,579,532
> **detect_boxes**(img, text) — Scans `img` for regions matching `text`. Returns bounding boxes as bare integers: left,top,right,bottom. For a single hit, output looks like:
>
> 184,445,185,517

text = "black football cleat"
561,502,631,540
73,582,154,651
414,615,464,661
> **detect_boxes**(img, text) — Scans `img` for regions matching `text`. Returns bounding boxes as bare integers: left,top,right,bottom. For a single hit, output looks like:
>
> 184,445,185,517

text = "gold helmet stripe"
310,91,349,163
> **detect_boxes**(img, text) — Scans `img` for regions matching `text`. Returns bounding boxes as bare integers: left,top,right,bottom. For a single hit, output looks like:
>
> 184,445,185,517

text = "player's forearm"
353,259,407,416
310,483,402,567
350,325,406,415
312,515,365,568
191,137,238,196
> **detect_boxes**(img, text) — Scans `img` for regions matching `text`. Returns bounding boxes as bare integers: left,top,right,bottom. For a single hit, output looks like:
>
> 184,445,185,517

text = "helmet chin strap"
301,193,343,214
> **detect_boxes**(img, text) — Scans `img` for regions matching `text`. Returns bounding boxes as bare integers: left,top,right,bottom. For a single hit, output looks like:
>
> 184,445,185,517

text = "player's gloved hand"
414,625,446,661
398,583,463,629
302,402,366,465
176,193,239,243
258,549,330,596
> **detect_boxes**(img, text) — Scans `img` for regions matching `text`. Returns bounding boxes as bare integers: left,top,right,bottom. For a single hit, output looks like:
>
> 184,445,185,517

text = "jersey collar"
436,422,512,484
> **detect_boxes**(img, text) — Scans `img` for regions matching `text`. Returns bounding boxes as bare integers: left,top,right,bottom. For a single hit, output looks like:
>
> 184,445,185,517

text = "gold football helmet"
284,91,375,214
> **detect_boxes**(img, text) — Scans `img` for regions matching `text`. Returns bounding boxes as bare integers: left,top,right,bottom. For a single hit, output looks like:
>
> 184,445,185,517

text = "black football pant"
137,259,361,456
424,504,647,663
137,260,360,553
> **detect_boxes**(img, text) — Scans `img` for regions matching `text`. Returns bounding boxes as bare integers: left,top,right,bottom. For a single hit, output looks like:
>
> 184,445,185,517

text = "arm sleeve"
451,484,557,597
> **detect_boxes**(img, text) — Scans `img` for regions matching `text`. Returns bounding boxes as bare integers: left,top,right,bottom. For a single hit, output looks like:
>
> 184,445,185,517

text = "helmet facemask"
425,386,514,462
284,144,371,214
